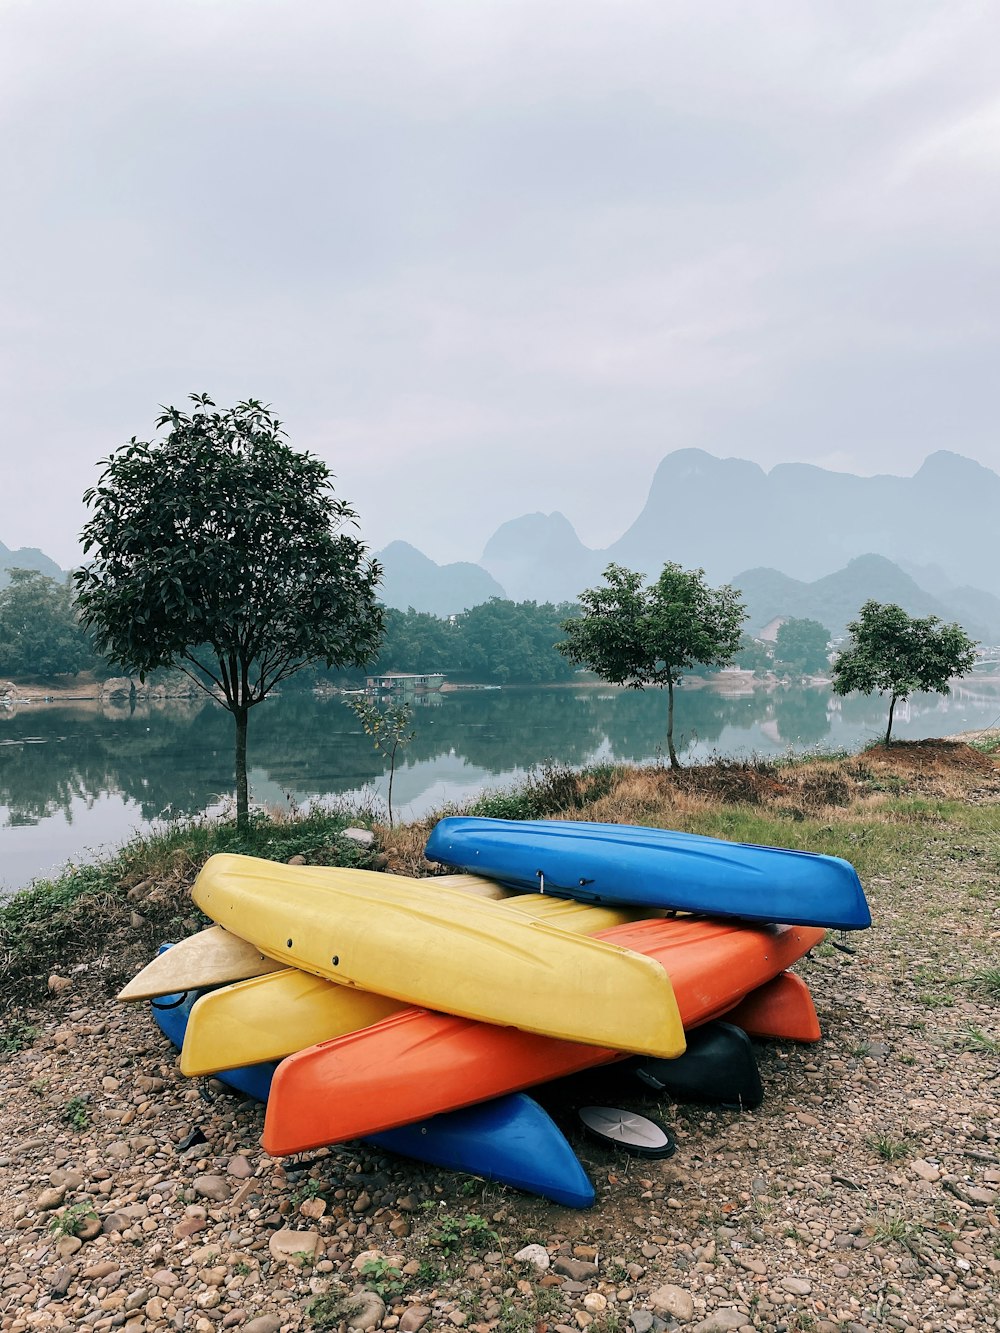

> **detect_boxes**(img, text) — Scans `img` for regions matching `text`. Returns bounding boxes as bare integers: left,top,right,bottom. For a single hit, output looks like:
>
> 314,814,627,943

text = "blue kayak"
149,970,594,1208
425,816,870,930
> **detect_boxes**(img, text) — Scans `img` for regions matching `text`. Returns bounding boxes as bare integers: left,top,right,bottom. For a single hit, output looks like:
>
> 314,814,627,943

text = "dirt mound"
859,738,997,776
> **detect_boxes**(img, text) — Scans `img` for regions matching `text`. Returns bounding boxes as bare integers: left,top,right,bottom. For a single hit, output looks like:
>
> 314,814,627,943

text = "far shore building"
365,672,446,695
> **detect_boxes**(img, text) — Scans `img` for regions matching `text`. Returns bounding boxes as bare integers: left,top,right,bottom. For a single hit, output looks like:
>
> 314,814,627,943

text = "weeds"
305,1290,360,1329
955,1024,1000,1054
966,966,1000,998
357,1257,406,1300
427,1210,498,1257
48,1201,98,1238
0,1016,38,1055
62,1096,90,1130
870,1209,919,1244
868,1133,912,1162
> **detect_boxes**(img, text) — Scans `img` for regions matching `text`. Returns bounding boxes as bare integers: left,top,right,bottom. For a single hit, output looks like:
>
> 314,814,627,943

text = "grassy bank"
3,738,999,1019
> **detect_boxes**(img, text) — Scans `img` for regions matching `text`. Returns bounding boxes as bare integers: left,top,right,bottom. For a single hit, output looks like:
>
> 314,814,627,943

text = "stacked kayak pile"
119,816,871,1209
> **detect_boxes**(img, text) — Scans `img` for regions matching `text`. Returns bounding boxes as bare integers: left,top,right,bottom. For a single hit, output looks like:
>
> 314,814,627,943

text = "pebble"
2,826,998,1333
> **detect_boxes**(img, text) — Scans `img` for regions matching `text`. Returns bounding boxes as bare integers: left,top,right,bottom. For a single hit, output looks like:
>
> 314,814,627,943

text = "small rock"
650,1284,694,1322
37,1186,67,1210
399,1306,432,1333
227,1155,253,1179
781,1277,812,1297
48,974,73,994
193,1174,231,1202
690,1312,746,1333
515,1244,551,1270
911,1159,940,1183
630,1314,655,1333
348,1290,386,1331
552,1257,598,1281
353,1190,372,1213
268,1228,321,1265
342,827,375,848
243,1319,283,1333
583,1293,608,1314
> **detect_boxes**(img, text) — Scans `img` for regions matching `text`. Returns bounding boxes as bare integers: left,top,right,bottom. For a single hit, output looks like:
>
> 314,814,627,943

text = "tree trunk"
233,705,250,832
885,695,896,747
666,677,680,769
387,738,398,828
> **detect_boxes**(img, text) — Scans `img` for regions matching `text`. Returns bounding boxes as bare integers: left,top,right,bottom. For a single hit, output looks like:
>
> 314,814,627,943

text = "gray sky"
2,0,998,572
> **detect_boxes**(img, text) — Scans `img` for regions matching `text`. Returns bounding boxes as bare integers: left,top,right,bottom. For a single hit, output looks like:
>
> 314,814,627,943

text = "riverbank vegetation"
3,737,998,1019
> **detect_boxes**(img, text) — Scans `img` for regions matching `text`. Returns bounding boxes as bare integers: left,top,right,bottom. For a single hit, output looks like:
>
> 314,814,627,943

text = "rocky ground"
1,799,997,1332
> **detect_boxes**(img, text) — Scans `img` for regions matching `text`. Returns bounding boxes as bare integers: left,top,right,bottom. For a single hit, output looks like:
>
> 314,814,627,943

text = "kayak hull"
425,817,870,930
150,978,594,1208
181,893,644,1076
191,854,684,1058
263,916,824,1154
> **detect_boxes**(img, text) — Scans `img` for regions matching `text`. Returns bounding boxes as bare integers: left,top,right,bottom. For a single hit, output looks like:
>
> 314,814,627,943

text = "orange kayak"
263,917,823,1155
725,970,821,1043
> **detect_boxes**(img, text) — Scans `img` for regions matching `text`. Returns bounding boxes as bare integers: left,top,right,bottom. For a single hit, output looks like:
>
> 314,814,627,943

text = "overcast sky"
2,0,998,571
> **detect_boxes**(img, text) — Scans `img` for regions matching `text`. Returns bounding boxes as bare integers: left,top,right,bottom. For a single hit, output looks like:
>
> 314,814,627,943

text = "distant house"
366,672,446,695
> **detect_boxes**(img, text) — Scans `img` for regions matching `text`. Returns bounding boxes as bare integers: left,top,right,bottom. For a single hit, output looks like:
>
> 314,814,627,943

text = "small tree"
831,600,977,745
75,394,383,830
558,562,746,768
345,694,416,826
774,617,831,676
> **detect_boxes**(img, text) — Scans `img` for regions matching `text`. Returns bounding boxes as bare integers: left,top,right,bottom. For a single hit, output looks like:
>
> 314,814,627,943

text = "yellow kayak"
191,853,684,1057
180,891,644,1074
118,874,511,1000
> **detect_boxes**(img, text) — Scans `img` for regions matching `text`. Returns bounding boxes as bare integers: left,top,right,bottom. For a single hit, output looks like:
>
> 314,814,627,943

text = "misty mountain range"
8,449,1000,643
384,448,1000,641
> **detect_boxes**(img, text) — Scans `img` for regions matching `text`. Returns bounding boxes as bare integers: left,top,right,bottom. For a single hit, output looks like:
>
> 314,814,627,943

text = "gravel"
1,831,997,1332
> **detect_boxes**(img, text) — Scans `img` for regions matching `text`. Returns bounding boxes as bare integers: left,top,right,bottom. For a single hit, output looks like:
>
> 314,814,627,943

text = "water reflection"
3,680,999,892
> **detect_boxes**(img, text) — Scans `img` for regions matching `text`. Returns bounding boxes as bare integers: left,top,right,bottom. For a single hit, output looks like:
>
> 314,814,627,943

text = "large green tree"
457,598,579,684
558,562,746,768
774,617,831,676
831,600,977,745
74,394,383,829
0,568,95,677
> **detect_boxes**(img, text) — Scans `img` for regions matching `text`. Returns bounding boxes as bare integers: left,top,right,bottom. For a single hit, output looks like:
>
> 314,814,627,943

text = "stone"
583,1293,608,1314
630,1314,655,1333
227,1155,253,1179
50,1266,73,1297
514,1244,551,1270
552,1257,598,1281
36,1186,67,1210
399,1306,432,1333
342,827,375,848
268,1228,321,1265
48,974,73,994
348,1291,386,1331
781,1277,812,1296
192,1174,231,1201
910,1159,940,1183
242,1319,283,1333
650,1284,694,1322
690,1312,747,1333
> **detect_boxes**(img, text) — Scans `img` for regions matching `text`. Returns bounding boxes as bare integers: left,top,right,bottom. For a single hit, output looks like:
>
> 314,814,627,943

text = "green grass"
868,1132,912,1163
47,1201,98,1238
966,966,1000,998
426,1210,498,1257
62,1096,91,1130
0,1017,38,1056
0,808,377,1008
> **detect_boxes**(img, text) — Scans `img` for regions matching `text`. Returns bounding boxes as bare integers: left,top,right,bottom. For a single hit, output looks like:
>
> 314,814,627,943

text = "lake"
3,677,999,895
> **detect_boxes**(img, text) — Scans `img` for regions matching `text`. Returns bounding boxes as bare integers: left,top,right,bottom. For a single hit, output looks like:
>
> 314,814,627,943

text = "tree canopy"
831,600,977,744
558,562,746,767
74,394,383,828
0,568,95,677
774,617,831,675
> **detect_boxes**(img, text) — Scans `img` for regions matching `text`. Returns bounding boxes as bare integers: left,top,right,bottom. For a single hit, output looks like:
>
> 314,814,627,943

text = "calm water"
3,678,999,895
